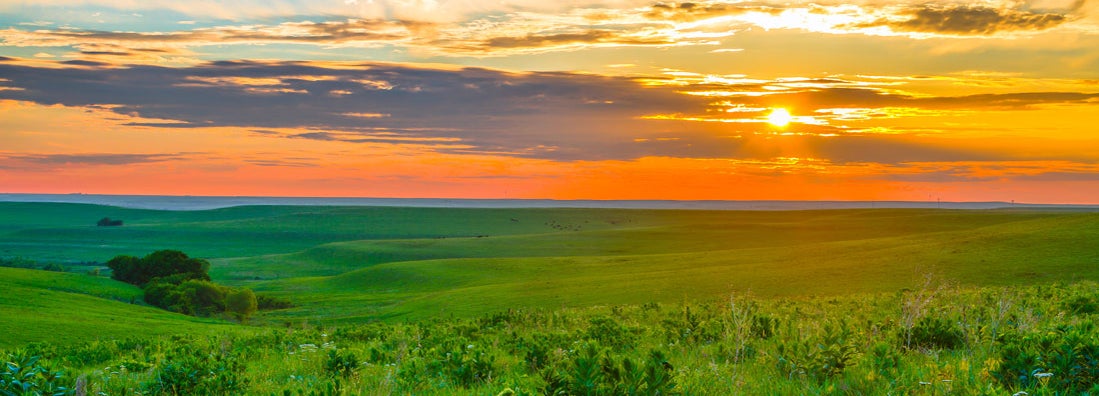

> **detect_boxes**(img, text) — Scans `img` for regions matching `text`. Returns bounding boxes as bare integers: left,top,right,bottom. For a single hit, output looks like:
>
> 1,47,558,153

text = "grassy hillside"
4,203,1098,325
0,267,239,349
247,211,1099,323
0,203,654,262
4,203,1099,394
213,209,1058,279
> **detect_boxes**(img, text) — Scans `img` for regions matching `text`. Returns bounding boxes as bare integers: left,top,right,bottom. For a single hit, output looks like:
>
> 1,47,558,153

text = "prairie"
2,203,1098,394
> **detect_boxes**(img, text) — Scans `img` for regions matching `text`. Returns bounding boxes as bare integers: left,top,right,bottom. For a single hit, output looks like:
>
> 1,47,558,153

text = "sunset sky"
1,0,1098,202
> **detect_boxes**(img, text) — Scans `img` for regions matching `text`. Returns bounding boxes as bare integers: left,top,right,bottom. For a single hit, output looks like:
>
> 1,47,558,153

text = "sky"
1,0,1098,202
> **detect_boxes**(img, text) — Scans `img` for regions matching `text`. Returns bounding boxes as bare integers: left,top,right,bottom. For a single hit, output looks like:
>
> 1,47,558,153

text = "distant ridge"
1,193,1097,211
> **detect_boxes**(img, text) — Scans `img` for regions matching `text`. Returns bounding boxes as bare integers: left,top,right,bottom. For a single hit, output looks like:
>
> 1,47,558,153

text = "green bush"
775,322,859,382
257,293,294,310
226,288,258,322
586,317,639,351
429,342,497,389
144,280,227,316
108,250,210,287
1063,294,1099,315
906,316,966,350
144,346,247,395
994,323,1099,392
323,350,359,379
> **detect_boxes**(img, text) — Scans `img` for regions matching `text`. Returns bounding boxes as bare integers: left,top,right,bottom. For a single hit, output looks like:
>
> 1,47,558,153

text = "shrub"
567,343,605,395
143,282,184,311
1063,295,1099,315
176,280,227,316
108,250,210,287
145,346,247,395
775,322,859,382
905,316,965,350
750,314,778,340
553,343,676,396
0,257,37,269
257,293,293,310
429,343,497,389
226,288,258,322
323,350,359,379
586,316,639,351
994,324,1099,392
144,280,226,316
96,217,123,227
40,263,66,272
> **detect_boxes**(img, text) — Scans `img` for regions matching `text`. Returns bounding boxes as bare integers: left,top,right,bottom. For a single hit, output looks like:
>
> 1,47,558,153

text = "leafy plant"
776,322,859,382
144,346,246,395
323,349,359,379
0,352,72,396
906,315,965,350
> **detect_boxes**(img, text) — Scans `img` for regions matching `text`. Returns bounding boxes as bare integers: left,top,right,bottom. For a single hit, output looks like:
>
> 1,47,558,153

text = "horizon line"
3,192,1099,211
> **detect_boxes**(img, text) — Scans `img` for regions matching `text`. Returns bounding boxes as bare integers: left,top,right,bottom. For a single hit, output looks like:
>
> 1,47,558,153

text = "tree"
106,250,210,287
226,288,258,323
97,217,123,226
107,255,143,285
142,250,210,283
176,280,226,316
144,281,184,312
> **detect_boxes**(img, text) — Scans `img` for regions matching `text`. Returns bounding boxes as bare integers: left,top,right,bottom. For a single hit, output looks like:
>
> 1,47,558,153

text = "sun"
766,108,792,128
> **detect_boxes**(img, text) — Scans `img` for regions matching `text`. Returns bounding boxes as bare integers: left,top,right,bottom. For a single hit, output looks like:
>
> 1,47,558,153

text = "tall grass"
6,281,1098,395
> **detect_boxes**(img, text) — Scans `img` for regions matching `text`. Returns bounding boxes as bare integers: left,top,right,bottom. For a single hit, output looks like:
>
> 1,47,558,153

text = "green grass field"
3,203,1099,326
0,267,238,349
4,203,1099,394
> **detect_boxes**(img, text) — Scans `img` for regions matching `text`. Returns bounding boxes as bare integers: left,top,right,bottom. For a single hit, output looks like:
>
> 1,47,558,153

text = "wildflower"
467,344,474,349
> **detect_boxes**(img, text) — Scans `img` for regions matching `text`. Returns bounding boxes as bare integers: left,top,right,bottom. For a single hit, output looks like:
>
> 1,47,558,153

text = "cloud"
0,59,706,160
243,158,318,167
644,1,778,21
872,161,1099,183
2,152,191,167
0,1,660,23
1,58,1097,164
861,4,1074,35
3,1,1095,61
0,19,418,54
481,29,670,49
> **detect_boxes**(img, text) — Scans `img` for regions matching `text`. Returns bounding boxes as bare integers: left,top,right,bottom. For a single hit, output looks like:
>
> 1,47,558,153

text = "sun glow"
767,108,792,127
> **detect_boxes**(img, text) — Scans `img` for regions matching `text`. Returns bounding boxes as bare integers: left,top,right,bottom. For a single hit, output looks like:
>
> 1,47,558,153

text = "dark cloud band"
1,58,1096,164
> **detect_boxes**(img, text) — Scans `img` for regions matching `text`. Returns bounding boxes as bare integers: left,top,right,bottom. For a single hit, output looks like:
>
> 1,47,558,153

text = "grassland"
0,267,239,349
3,203,1099,326
3,202,1099,394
